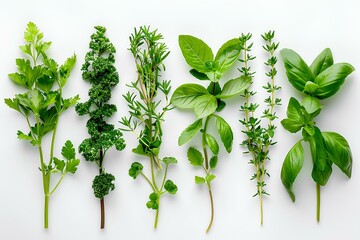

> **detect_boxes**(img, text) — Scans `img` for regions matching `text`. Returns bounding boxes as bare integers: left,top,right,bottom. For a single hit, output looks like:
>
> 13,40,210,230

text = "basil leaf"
178,119,203,146
309,127,327,171
205,133,219,155
193,94,218,118
187,147,204,166
303,81,319,95
213,114,233,153
301,96,322,114
171,84,208,109
178,35,214,73
311,161,332,186
195,176,206,184
322,132,352,178
214,38,242,74
216,76,251,99
280,48,314,92
210,156,218,169
310,48,334,77
281,140,304,202
314,63,354,99
189,69,209,80
286,97,303,121
281,119,303,133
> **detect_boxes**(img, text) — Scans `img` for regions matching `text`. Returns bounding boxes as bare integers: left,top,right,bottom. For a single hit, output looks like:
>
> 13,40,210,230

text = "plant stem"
316,183,320,222
154,198,160,229
206,184,215,233
99,148,105,229
44,194,49,229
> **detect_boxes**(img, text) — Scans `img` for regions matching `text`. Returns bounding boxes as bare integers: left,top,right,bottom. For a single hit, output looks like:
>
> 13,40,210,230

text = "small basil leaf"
216,76,251,99
187,147,204,166
214,38,242,74
195,176,206,184
193,94,218,118
309,127,327,171
281,140,304,202
281,119,303,133
178,35,214,73
171,84,208,109
301,96,323,114
310,48,334,77
314,63,355,99
210,156,218,169
280,48,314,92
303,81,319,95
205,133,219,155
311,161,332,186
322,132,352,178
178,119,203,146
213,114,233,153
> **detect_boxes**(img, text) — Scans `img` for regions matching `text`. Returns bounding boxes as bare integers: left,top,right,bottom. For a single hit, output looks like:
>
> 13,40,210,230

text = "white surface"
0,0,359,239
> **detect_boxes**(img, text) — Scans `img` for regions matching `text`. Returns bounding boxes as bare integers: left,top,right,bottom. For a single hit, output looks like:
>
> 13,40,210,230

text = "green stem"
160,164,169,191
154,198,160,229
202,116,211,170
49,174,65,195
206,183,214,233
140,172,156,192
316,183,320,222
44,194,49,229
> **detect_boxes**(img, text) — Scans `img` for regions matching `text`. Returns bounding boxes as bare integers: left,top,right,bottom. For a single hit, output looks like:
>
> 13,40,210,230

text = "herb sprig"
75,26,126,229
280,47,354,221
239,31,280,225
171,35,251,232
120,26,177,229
5,22,80,228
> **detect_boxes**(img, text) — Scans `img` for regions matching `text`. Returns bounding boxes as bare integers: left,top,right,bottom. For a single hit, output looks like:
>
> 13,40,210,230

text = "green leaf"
146,192,159,210
65,158,80,174
5,98,22,114
61,140,76,160
205,133,219,155
281,140,304,202
281,119,303,133
322,132,352,178
36,75,55,93
164,180,178,194
193,94,218,118
309,127,327,171
189,69,209,80
280,48,314,92
132,144,148,156
195,176,205,184
129,162,143,179
216,76,251,99
17,130,37,145
214,114,233,153
178,35,213,73
53,157,65,172
8,73,27,88
171,84,208,109
178,119,203,146
24,22,40,43
285,97,303,121
310,48,334,77
210,156,218,169
303,81,319,95
311,162,332,186
187,147,204,166
59,54,76,87
215,38,242,74
301,96,322,114
29,89,44,113
206,174,216,183
162,157,178,165
314,63,354,99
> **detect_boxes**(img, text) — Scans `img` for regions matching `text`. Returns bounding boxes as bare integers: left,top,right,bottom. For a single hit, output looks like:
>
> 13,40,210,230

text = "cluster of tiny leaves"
239,31,280,197
76,26,125,198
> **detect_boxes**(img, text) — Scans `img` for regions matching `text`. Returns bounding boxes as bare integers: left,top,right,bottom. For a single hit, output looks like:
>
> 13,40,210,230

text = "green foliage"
92,173,115,199
120,26,177,228
239,32,280,224
4,22,79,228
280,46,354,221
173,34,249,232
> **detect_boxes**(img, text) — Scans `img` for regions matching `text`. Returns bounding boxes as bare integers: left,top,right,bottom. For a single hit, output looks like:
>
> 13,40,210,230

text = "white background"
0,0,359,239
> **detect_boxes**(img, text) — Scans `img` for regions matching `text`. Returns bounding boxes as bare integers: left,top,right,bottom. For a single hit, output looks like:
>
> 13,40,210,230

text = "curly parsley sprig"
75,26,125,229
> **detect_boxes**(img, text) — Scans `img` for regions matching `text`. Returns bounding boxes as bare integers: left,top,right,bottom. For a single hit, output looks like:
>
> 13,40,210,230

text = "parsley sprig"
75,26,126,229
5,22,80,228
